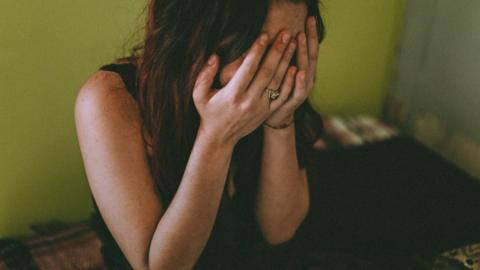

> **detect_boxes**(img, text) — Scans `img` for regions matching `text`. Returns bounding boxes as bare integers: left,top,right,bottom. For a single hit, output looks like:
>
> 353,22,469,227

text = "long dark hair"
121,0,325,209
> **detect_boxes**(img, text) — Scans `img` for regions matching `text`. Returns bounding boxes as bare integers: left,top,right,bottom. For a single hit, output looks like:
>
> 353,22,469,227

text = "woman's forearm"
256,123,310,245
147,129,235,270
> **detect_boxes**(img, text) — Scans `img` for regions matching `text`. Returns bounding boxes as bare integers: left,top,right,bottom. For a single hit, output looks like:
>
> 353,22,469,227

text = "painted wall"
312,0,405,117
0,0,405,237
0,0,145,237
386,0,480,179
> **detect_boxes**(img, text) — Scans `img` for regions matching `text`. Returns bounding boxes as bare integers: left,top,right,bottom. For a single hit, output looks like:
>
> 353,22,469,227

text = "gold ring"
265,88,280,101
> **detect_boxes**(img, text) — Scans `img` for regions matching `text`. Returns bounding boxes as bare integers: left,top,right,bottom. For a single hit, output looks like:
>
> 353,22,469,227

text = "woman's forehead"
262,1,308,43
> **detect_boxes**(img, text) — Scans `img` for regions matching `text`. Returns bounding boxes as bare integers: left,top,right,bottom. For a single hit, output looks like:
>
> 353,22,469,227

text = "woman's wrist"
197,124,237,150
263,115,295,130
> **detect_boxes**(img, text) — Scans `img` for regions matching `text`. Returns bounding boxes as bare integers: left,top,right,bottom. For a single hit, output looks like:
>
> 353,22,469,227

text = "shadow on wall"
385,0,480,179
412,112,480,178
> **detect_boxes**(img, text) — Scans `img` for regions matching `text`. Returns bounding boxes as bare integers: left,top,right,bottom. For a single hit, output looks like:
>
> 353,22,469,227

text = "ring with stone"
265,88,280,102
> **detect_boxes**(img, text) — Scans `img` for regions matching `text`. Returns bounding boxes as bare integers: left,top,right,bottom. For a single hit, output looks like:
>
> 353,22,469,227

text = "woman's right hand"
193,31,298,146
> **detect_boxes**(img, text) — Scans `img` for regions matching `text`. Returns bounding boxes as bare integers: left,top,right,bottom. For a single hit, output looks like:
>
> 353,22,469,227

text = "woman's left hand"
264,16,319,127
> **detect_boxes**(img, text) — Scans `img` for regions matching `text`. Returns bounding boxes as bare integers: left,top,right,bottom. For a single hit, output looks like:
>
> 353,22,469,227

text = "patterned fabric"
433,243,480,270
0,207,479,269
314,114,400,150
0,220,106,270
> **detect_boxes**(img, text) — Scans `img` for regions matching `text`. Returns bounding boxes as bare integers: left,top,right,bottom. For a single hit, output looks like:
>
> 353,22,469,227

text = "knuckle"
193,84,205,96
287,46,296,57
226,93,239,105
193,75,204,88
281,92,291,102
271,77,282,88
288,74,296,85
262,66,274,78
201,65,213,75
244,63,257,77
254,43,267,56
192,91,201,101
300,41,308,52
293,95,306,104
290,92,299,101
257,40,267,50
239,100,253,113
277,96,287,104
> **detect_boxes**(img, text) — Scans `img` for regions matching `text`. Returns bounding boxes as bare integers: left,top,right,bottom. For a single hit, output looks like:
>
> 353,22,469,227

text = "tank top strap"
98,62,138,100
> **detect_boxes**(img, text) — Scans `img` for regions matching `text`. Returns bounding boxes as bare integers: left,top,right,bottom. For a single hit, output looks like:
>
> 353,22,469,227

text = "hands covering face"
264,16,320,127
192,16,320,144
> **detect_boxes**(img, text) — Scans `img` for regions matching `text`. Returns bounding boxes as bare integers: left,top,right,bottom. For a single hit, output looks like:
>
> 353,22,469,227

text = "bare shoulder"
74,70,161,269
75,70,140,130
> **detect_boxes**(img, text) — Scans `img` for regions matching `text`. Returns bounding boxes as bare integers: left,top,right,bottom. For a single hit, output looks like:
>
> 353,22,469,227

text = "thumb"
193,54,219,103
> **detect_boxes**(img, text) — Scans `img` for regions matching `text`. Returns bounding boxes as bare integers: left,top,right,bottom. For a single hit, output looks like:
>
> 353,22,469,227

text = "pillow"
0,219,106,270
432,243,480,270
314,114,400,150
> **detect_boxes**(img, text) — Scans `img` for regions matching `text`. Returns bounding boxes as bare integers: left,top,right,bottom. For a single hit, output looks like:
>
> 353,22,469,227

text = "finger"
247,31,292,97
296,32,309,76
306,16,320,89
282,70,307,110
306,16,319,65
270,66,297,111
264,40,297,95
192,54,219,104
227,33,269,94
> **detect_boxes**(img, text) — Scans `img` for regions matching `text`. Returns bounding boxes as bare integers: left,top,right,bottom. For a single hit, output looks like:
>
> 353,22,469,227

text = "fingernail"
289,41,297,51
300,71,306,81
290,66,297,74
301,33,307,45
260,33,268,45
282,32,291,44
207,55,215,66
310,16,317,26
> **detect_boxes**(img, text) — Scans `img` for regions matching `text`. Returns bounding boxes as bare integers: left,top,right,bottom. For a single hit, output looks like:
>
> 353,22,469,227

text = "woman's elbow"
263,227,297,246
263,201,310,245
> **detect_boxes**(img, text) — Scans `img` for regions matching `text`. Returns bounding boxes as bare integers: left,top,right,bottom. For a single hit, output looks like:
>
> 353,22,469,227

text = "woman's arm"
255,16,320,245
75,31,293,270
75,71,235,270
255,122,309,245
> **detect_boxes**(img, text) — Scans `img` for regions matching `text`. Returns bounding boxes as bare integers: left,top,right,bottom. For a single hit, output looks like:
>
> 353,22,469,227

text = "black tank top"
89,62,285,269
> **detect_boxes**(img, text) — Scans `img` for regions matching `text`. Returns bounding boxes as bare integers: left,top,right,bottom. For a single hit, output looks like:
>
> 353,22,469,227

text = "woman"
75,0,325,269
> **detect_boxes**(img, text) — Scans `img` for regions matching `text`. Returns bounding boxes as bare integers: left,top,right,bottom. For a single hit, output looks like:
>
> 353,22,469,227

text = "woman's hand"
264,16,320,127
193,31,295,146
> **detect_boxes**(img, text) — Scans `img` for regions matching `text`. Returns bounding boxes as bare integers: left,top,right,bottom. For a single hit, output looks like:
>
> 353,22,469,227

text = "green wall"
312,0,405,116
0,0,404,237
0,0,146,237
